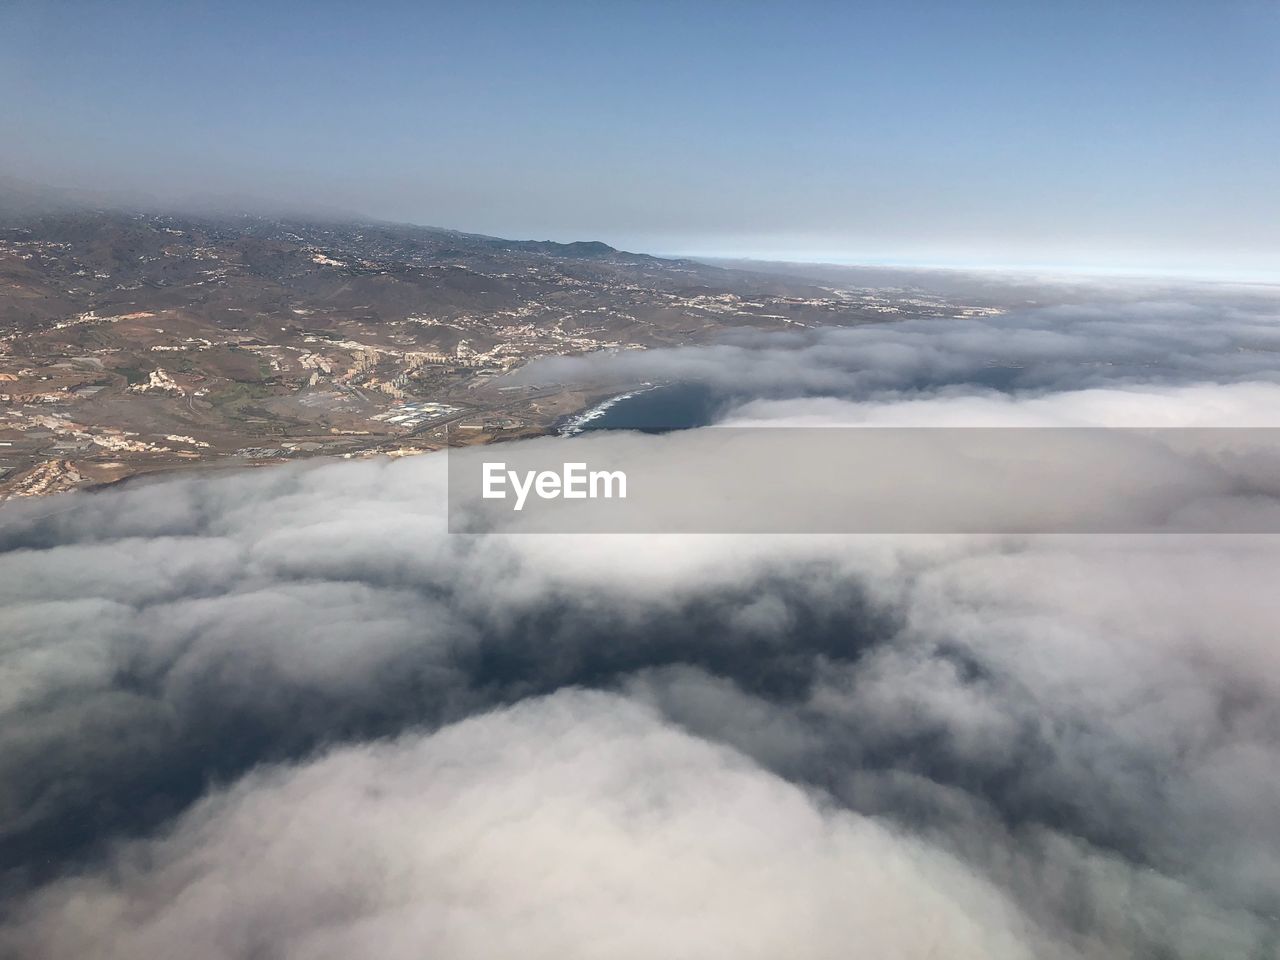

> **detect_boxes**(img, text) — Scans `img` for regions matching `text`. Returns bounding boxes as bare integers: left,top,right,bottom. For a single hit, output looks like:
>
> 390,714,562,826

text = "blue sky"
2,0,1277,276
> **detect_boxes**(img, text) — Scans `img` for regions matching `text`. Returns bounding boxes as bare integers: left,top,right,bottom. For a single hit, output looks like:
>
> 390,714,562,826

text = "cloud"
513,296,1280,403
0,692,1042,960
1,450,1278,956
2,298,1280,956
724,381,1280,428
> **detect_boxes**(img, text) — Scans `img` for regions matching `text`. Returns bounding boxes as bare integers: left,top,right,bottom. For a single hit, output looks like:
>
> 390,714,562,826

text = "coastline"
555,385,658,437
0,381,655,502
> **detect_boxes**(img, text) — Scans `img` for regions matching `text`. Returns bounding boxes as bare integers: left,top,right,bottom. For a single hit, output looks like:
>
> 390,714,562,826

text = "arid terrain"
0,209,1003,497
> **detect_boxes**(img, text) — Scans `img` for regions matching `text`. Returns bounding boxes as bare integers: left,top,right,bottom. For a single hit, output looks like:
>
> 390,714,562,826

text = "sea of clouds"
2,289,1279,959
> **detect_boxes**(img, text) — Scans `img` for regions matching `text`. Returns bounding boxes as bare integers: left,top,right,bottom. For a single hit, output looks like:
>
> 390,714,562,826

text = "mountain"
0,207,977,497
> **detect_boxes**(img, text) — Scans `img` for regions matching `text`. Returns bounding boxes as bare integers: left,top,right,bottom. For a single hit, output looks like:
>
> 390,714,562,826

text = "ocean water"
560,382,721,434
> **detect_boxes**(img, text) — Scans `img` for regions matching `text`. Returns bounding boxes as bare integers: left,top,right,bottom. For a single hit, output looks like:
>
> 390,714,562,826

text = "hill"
0,208,975,497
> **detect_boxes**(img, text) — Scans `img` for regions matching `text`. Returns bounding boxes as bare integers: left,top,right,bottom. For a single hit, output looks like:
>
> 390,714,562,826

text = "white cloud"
1,692,1042,960
3,296,1280,956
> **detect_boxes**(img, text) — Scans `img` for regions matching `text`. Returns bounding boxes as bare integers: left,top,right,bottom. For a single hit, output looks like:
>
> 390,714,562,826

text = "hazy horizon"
3,0,1277,279
5,173,1278,287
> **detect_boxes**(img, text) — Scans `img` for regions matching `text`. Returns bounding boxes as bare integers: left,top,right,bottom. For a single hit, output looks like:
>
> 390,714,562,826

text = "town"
0,210,1006,498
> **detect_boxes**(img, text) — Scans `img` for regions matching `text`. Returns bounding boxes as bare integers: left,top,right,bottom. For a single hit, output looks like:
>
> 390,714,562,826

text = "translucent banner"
446,428,1280,534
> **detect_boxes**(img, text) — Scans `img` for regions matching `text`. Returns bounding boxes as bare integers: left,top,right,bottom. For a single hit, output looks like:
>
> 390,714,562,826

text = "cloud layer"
3,295,1280,958
2,692,1044,960
516,294,1280,403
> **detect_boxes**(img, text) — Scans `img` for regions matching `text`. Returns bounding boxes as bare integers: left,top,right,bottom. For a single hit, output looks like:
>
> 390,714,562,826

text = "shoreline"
554,384,658,437
0,381,656,502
